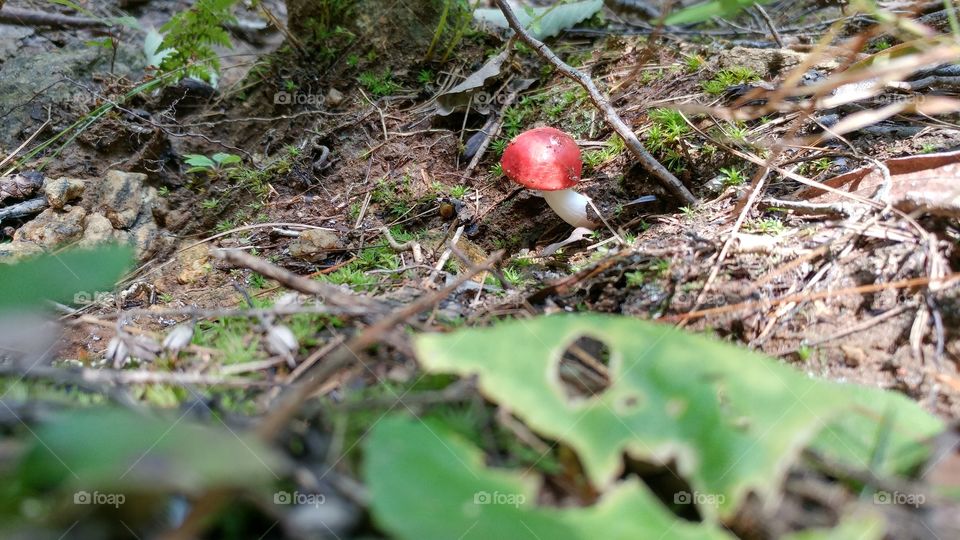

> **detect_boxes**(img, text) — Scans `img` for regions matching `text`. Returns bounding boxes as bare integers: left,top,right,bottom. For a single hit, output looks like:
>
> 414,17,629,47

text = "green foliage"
721,122,751,144
194,315,262,364
646,108,689,151
0,245,133,310
873,38,892,51
158,0,237,83
185,152,242,176
582,135,626,168
317,228,415,291
719,166,746,186
702,67,761,95
684,53,705,72
412,315,942,522
371,177,415,219
425,0,473,62
358,70,401,97
305,0,355,33
450,184,468,198
17,407,283,495
746,217,786,235
625,258,670,287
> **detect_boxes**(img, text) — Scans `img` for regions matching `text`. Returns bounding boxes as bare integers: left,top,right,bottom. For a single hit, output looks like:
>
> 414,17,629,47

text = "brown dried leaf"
796,149,960,216
0,172,43,203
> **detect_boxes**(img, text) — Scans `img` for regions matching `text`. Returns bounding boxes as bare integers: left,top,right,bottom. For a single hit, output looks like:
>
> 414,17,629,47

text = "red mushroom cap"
500,127,582,191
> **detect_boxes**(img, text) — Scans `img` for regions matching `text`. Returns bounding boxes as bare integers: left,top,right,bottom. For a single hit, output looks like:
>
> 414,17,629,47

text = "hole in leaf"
558,336,611,400
624,456,704,522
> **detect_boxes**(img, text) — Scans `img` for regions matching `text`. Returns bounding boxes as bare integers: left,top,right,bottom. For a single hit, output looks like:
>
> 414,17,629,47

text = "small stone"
14,206,87,247
80,212,122,247
326,88,345,107
289,229,340,261
43,177,85,210
176,244,211,284
130,219,162,260
99,170,147,229
840,345,867,367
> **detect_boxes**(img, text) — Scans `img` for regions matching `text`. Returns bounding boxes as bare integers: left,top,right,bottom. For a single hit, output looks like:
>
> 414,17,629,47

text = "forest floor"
1,0,959,538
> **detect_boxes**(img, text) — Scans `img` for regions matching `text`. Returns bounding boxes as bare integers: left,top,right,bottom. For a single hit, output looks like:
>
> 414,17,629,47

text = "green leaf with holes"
365,416,734,540
414,315,942,520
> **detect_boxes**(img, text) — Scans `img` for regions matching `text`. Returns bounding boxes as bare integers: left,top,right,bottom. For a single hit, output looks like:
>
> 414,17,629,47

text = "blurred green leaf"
474,0,603,40
414,315,943,520
0,244,133,310
666,0,759,25
365,416,733,540
19,408,285,494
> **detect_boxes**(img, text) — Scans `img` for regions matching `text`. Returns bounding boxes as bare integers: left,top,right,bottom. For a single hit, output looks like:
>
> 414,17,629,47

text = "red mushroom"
500,127,594,229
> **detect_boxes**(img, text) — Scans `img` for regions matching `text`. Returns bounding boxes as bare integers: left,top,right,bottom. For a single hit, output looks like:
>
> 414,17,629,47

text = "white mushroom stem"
540,188,595,229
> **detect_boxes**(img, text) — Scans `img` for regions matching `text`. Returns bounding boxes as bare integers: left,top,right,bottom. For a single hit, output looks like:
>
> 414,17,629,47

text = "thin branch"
212,249,383,316
0,7,106,29
255,248,505,440
492,0,697,206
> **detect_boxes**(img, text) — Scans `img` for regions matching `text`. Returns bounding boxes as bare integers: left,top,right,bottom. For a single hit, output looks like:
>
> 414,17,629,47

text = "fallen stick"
212,248,383,316
0,196,46,224
0,6,107,28
493,0,698,206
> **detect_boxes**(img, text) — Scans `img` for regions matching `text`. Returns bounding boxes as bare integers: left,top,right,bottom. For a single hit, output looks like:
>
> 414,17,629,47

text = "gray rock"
0,45,142,149
14,206,87,247
289,229,340,261
0,25,34,64
44,177,85,210
99,170,147,229
326,88,345,107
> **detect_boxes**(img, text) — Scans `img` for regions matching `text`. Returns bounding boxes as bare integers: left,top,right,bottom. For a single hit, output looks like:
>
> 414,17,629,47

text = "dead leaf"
796,149,960,217
436,50,508,116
